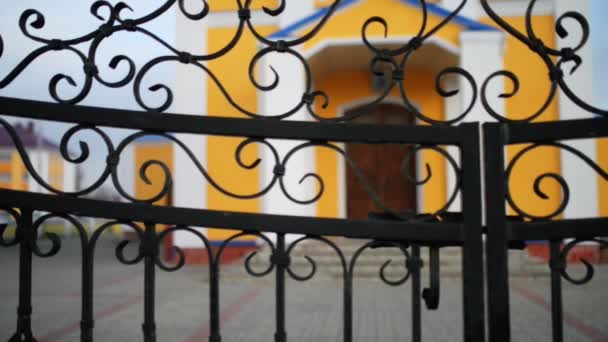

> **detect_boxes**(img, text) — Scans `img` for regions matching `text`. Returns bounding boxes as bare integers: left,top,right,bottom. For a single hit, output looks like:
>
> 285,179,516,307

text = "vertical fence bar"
345,268,353,342
461,123,486,342
483,123,511,342
210,250,221,342
81,234,94,342
274,233,288,342
142,223,157,342
9,209,36,342
549,240,564,342
411,244,422,342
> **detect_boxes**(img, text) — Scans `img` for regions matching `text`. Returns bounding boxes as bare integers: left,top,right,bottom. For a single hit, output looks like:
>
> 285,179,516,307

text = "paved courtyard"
0,237,607,341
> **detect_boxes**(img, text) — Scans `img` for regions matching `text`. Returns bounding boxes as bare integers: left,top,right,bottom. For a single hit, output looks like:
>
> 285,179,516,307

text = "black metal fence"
0,99,485,342
484,118,608,342
0,1,605,341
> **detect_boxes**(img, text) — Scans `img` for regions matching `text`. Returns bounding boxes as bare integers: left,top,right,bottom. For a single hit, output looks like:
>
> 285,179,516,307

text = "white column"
441,0,481,20
27,150,50,194
62,159,77,193
41,151,50,194
460,31,505,123
117,145,135,200
455,31,505,223
27,151,40,193
555,0,598,219
258,47,316,241
444,76,462,213
171,13,208,248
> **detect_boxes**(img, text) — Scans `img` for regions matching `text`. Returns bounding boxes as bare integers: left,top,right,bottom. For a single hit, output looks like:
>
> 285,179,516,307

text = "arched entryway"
344,103,417,219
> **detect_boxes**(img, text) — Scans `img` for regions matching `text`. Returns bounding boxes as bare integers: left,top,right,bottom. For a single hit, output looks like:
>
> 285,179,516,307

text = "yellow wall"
135,143,174,206
0,150,62,192
5,151,27,191
304,0,462,50
49,154,63,190
7,151,27,191
480,15,562,218
0,161,11,189
314,68,446,217
206,25,276,241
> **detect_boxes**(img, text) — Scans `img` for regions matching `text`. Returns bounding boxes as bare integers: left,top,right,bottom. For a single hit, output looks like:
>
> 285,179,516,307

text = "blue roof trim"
269,0,496,39
269,0,358,39
402,0,497,31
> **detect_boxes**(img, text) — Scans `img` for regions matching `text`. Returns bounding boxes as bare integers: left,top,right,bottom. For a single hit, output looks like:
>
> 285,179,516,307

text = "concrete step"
245,240,466,279
238,242,557,279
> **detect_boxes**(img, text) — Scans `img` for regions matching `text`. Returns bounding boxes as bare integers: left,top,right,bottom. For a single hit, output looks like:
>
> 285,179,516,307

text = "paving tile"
1,238,607,341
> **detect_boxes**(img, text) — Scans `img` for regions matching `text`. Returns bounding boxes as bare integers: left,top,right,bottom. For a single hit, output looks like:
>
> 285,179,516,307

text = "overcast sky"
591,0,608,110
0,1,177,186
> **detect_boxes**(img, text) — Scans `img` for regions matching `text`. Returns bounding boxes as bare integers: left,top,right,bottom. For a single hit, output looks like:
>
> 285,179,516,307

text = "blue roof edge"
269,0,357,39
269,0,496,39
402,0,497,31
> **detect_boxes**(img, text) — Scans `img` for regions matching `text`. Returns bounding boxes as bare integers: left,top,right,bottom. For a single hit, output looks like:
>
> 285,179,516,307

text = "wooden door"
345,103,416,219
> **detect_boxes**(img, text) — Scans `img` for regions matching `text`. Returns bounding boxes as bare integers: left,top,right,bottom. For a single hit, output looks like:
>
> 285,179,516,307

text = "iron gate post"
461,123,486,342
483,123,511,342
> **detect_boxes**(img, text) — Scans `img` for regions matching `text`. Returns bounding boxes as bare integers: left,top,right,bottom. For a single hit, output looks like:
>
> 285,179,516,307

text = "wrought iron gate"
0,1,605,341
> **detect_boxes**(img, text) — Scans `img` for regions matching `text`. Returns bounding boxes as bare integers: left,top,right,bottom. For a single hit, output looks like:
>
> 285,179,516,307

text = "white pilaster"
27,150,50,194
62,159,77,193
259,48,316,241
441,0,481,20
444,76,462,213
454,30,505,222
27,151,40,193
460,31,505,123
555,0,598,219
172,12,208,248
278,0,315,29
117,145,135,200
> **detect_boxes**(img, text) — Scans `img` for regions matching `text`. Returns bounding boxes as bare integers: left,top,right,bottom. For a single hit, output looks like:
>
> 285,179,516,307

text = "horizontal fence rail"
0,188,464,243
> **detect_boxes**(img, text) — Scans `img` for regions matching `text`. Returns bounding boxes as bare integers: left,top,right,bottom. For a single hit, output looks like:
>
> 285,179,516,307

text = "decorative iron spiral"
505,142,608,221
557,239,608,285
0,208,21,247
480,0,607,122
355,0,477,125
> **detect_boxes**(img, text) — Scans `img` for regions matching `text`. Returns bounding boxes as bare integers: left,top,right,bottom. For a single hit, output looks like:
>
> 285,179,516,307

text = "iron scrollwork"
284,235,426,342
480,0,607,122
0,116,462,221
551,239,608,286
359,0,477,126
505,142,608,221
0,0,469,217
0,0,481,124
